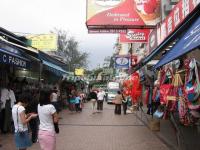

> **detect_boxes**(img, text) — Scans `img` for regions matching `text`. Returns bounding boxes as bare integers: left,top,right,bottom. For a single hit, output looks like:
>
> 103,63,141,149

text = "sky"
0,0,117,69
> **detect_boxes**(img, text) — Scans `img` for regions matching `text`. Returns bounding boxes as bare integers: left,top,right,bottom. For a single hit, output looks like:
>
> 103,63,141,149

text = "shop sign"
75,68,84,76
149,0,200,52
88,28,127,34
86,0,161,29
0,52,27,68
103,68,114,75
120,29,150,43
148,29,157,53
26,34,58,51
115,55,130,69
131,55,138,66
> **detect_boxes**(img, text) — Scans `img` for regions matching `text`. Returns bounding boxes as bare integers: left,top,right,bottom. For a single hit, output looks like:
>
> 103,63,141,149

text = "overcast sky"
0,0,117,69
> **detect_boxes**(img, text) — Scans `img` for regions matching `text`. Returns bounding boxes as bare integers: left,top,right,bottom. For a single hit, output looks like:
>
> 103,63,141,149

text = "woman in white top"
12,94,37,150
38,91,59,150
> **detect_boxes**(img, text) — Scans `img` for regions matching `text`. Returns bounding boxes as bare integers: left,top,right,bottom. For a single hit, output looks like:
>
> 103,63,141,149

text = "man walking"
89,89,97,114
97,89,105,112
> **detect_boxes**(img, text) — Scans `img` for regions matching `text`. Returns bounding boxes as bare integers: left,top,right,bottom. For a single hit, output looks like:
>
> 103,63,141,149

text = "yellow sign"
27,34,57,51
75,68,84,76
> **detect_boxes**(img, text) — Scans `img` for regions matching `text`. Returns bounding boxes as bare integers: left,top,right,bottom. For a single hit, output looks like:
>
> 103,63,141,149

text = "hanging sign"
148,0,200,53
0,49,28,68
86,0,161,30
120,29,150,43
115,55,130,69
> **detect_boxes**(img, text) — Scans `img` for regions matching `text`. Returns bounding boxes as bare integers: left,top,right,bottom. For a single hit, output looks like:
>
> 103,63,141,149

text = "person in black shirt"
89,89,97,114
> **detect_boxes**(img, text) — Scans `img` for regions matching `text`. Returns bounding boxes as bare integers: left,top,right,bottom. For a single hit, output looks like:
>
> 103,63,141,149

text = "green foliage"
52,29,89,71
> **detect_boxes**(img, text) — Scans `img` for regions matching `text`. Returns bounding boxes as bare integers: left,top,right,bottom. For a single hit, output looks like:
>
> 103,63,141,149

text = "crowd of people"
88,88,129,115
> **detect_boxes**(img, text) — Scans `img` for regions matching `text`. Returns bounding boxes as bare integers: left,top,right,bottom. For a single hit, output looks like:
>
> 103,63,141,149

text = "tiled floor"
0,102,169,150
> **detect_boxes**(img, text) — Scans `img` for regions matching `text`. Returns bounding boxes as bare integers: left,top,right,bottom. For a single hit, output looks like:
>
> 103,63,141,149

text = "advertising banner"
148,0,200,53
120,29,150,43
26,34,58,51
115,55,130,69
75,68,84,76
86,0,161,29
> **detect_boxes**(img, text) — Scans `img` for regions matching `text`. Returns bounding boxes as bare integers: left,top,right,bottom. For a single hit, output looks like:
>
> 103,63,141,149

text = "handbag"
54,123,59,134
159,68,174,104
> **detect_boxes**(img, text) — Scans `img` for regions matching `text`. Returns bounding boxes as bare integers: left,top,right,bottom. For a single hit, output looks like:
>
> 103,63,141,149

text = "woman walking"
38,91,59,150
12,94,37,150
114,91,123,115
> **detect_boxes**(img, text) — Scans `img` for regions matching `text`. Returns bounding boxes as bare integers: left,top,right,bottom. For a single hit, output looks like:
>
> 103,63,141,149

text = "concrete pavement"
0,102,170,150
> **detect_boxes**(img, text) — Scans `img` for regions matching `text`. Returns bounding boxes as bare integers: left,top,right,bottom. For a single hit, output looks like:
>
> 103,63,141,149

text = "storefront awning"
42,60,67,76
0,41,30,68
154,16,200,69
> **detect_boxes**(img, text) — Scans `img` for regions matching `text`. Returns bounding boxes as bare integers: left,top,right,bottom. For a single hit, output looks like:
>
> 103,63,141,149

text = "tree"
53,29,89,71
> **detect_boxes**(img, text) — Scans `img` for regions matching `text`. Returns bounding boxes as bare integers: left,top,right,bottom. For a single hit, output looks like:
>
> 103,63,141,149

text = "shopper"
1,84,16,133
114,91,123,115
26,90,39,143
97,89,105,112
89,89,97,114
75,94,81,112
122,94,128,115
50,87,59,113
38,91,59,150
12,94,37,150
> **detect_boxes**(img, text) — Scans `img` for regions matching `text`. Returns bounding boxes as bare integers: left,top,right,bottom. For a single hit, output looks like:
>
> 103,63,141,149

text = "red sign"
86,0,161,29
131,55,138,66
148,0,200,53
88,28,127,34
120,29,150,43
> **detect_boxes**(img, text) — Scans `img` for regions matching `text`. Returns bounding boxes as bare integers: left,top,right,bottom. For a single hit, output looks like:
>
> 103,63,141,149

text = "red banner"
148,0,200,53
120,29,150,43
87,0,161,29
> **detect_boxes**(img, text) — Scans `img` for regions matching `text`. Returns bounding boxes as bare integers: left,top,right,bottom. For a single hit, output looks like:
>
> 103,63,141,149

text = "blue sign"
155,16,200,68
0,48,28,68
115,56,130,69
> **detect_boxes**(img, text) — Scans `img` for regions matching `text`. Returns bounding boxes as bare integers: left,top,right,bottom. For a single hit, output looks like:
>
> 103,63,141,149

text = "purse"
159,68,174,104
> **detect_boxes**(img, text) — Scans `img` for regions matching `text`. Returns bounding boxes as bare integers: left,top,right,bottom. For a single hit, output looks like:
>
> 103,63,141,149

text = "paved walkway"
1,102,169,150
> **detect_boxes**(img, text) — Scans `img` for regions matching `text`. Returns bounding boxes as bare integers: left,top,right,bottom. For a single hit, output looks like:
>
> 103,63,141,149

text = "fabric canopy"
43,60,67,76
154,16,200,69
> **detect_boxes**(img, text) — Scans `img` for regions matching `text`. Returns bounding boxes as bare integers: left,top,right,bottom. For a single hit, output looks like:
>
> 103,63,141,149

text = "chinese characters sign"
148,0,200,53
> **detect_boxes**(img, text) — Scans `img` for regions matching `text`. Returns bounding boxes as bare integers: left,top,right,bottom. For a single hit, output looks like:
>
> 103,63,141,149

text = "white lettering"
161,22,167,41
174,7,180,27
182,0,190,18
167,16,173,34
3,55,7,63
193,0,200,7
126,31,146,41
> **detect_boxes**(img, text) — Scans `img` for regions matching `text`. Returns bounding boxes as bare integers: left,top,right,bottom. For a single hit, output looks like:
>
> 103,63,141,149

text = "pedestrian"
26,90,39,143
122,94,128,115
38,91,59,150
114,91,123,115
1,84,16,133
69,90,76,112
12,94,37,150
50,87,59,113
89,89,97,114
97,89,105,112
75,93,81,112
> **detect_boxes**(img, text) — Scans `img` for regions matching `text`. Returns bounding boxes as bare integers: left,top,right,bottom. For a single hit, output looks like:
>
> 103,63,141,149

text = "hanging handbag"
159,68,174,105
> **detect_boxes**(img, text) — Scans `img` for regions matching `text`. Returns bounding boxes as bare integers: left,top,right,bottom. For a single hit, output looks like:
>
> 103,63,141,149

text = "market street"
1,102,169,150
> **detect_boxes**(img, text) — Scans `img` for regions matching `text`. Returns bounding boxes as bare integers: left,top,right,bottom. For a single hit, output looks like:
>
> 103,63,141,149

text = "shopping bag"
149,119,160,131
